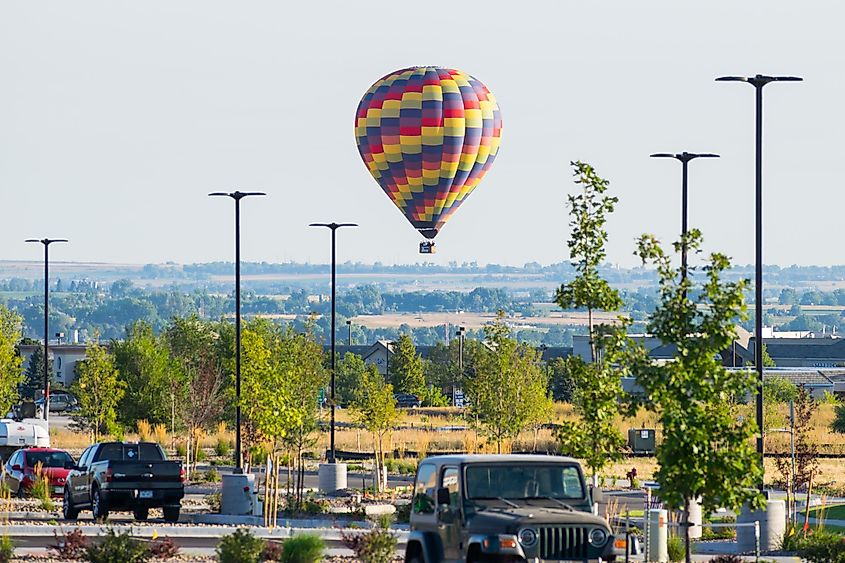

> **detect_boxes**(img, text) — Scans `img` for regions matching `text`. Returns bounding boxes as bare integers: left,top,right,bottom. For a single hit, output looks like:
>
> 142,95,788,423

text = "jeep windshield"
465,464,585,500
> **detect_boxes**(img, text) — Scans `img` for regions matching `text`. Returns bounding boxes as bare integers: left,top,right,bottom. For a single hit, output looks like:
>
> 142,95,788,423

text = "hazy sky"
1,1,842,268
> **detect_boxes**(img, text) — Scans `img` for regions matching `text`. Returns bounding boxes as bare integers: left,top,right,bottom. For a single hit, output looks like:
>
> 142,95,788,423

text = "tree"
388,334,426,397
71,341,126,442
632,230,764,563
21,344,52,400
554,161,622,362
336,352,369,406
0,306,23,415
464,314,552,453
548,357,576,402
553,161,627,493
112,321,175,426
351,364,400,491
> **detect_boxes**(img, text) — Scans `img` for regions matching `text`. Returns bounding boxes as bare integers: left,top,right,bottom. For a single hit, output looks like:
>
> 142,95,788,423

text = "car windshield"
465,464,585,500
25,451,73,468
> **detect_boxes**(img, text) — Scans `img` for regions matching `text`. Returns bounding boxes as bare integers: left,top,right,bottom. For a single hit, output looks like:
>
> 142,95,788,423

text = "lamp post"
716,74,802,479
209,190,265,472
346,320,352,346
25,238,67,421
309,222,357,464
454,326,466,407
649,152,719,287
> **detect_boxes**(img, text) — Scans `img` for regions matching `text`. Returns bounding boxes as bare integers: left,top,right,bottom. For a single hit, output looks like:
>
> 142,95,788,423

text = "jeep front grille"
538,526,588,560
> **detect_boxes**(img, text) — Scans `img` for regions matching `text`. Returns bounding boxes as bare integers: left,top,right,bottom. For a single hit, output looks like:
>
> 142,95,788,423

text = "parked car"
394,392,422,408
3,447,74,498
404,454,621,562
63,441,184,522
34,392,79,415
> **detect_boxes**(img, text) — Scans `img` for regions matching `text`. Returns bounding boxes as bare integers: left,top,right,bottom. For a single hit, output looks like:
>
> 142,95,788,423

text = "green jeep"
404,455,620,562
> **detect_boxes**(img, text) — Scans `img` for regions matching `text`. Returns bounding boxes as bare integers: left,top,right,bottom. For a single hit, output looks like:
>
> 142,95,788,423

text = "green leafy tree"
0,306,23,415
555,161,622,362
280,323,328,506
464,313,552,453
71,341,126,442
553,161,626,491
351,364,400,491
112,321,175,426
336,352,369,406
21,344,52,400
388,334,426,397
632,230,764,563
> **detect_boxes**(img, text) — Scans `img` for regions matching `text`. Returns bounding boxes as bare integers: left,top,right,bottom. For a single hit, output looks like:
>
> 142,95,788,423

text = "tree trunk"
684,497,692,563
588,307,596,363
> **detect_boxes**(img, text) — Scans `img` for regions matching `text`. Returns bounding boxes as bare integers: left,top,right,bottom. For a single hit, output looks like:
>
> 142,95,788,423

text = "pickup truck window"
95,443,165,462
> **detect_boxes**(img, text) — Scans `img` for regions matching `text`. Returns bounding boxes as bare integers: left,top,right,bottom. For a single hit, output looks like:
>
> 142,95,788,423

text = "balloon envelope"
355,67,503,239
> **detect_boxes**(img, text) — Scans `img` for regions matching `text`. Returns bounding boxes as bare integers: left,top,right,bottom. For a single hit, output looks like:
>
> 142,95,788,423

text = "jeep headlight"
518,528,538,547
589,527,608,546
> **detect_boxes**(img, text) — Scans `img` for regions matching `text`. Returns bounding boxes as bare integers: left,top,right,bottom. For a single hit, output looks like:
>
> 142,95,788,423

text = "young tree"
71,341,126,442
351,364,400,491
388,334,426,397
555,161,622,362
21,344,52,400
0,306,23,415
553,161,627,492
464,314,552,453
632,230,764,563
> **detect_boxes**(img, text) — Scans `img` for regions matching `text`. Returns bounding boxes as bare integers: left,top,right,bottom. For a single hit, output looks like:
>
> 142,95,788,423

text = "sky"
1,1,842,268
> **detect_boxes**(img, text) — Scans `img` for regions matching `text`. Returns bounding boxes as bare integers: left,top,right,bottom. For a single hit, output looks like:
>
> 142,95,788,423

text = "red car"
3,447,75,498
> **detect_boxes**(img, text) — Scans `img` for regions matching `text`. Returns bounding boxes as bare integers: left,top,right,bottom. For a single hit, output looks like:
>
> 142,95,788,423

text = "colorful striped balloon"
355,67,503,240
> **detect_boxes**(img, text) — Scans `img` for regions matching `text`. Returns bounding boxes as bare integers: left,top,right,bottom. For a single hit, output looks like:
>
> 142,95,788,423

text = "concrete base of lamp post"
318,462,348,494
737,499,786,553
220,473,256,515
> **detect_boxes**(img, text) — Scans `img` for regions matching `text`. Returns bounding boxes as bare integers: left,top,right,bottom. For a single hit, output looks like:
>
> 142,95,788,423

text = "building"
19,343,89,389
749,336,845,368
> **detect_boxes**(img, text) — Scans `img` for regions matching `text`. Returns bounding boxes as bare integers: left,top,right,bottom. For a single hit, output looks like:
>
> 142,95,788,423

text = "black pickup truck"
62,442,184,522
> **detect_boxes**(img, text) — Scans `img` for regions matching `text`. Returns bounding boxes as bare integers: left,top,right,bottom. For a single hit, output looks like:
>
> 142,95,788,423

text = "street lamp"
346,320,352,346
454,326,466,407
209,190,266,472
716,74,802,477
649,152,719,286
25,238,67,421
309,222,358,464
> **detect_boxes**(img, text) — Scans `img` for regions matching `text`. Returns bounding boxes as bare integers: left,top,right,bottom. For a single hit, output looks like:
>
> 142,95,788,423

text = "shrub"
394,502,411,524
302,497,330,515
0,535,13,563
153,424,168,445
216,528,264,563
84,529,149,563
708,556,743,563
262,540,284,562
205,492,222,513
341,528,397,563
794,529,845,562
51,528,89,559
148,537,180,559
175,442,187,458
137,419,152,442
215,437,231,457
667,535,685,562
30,465,55,511
281,534,325,563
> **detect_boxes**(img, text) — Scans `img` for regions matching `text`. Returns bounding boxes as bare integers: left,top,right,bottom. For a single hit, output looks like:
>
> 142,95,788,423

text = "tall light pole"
209,190,265,472
649,152,719,288
309,222,357,464
346,320,352,346
455,326,466,407
25,238,67,421
716,73,802,481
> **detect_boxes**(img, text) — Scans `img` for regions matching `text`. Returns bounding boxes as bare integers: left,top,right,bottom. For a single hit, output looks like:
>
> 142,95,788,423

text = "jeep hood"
465,505,610,534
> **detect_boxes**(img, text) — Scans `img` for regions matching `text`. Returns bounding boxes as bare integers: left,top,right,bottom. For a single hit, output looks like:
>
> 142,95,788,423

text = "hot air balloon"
355,66,503,253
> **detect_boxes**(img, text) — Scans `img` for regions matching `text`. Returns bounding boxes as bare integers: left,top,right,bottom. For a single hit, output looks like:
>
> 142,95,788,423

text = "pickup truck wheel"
133,508,149,521
62,487,79,520
91,488,109,521
163,505,180,523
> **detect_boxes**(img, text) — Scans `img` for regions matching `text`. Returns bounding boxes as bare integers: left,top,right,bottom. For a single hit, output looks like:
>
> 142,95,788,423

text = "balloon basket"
419,241,437,254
